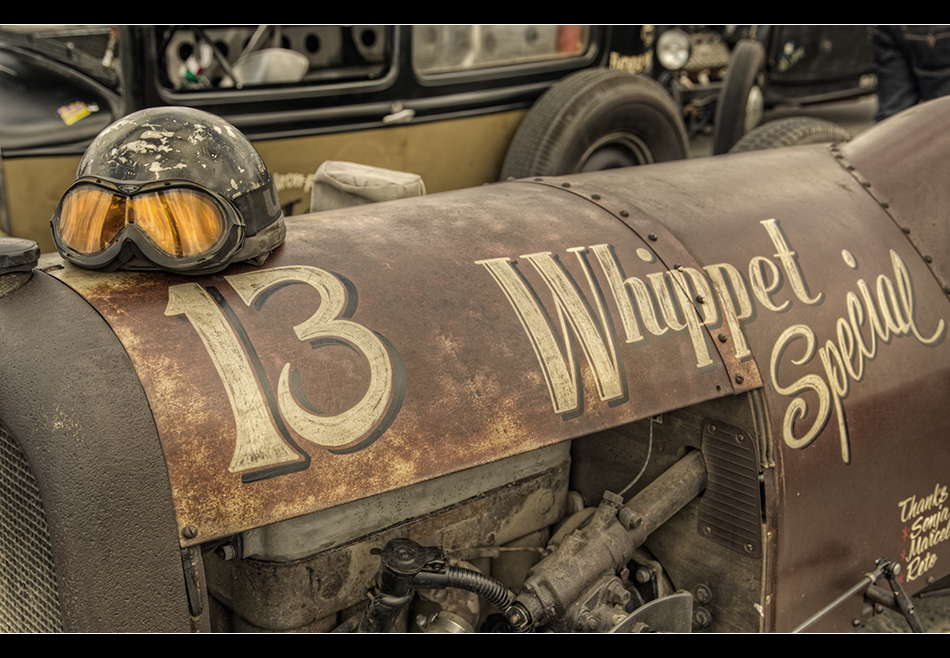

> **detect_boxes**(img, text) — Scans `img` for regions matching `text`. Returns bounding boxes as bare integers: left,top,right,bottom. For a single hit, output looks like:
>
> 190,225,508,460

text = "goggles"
51,178,246,273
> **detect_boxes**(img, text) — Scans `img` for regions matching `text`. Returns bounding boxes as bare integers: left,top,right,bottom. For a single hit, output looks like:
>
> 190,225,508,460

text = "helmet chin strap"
227,215,286,268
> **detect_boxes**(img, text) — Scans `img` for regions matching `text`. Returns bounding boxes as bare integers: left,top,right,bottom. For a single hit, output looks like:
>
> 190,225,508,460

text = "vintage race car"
0,25,684,254
0,94,948,632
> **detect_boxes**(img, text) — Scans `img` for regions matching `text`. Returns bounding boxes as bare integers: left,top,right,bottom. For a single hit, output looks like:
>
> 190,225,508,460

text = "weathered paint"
43,98,950,632
561,143,950,630
52,182,739,546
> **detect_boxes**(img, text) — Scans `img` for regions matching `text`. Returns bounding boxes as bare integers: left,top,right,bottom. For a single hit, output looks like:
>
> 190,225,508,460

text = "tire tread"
500,69,686,179
728,117,851,153
712,40,766,155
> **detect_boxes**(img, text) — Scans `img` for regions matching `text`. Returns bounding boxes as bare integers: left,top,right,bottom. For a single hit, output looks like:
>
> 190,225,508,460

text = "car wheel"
500,69,688,179
712,39,766,155
728,117,851,153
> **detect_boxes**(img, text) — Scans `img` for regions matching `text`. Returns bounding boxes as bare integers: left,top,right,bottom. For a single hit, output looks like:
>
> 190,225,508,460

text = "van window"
158,25,392,91
412,25,590,75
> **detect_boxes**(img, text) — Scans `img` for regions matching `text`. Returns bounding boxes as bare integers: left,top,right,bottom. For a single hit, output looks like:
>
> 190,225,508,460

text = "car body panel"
2,70,949,634
41,99,950,633
50,181,741,545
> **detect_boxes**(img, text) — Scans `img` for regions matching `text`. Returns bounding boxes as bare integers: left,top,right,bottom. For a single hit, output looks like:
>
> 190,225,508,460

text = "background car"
644,25,876,152
0,24,688,253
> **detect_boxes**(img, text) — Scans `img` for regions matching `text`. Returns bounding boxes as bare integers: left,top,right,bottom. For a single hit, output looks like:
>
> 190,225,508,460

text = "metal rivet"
902,226,911,233
708,424,717,434
534,178,543,182
703,525,712,535
847,164,855,170
673,263,681,269
696,295,705,303
735,374,744,384
217,544,237,561
561,182,571,188
718,333,728,343
924,255,933,263
648,233,658,241
695,584,712,604
736,434,745,443
591,193,601,200
862,181,871,187
620,210,629,217
694,608,712,628
744,543,754,553
944,286,950,295
182,525,198,539
881,201,889,208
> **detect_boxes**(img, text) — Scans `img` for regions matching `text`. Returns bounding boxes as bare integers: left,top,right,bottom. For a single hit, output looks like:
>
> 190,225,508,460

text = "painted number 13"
165,266,405,483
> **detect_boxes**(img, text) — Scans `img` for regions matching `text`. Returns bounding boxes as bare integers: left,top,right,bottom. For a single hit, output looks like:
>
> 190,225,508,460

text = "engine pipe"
507,450,707,631
411,566,514,612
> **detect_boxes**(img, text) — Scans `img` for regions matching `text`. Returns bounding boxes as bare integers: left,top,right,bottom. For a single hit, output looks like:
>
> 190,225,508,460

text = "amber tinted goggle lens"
58,186,227,258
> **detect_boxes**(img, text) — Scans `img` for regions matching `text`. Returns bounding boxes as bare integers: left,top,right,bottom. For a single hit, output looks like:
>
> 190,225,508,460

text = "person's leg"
869,26,919,121
902,26,950,103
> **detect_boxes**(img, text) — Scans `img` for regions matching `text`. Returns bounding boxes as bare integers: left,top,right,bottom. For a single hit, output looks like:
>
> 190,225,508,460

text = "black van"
0,25,688,252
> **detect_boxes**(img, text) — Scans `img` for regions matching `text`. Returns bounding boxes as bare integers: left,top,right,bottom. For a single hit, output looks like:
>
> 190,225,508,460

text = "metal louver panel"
0,423,63,632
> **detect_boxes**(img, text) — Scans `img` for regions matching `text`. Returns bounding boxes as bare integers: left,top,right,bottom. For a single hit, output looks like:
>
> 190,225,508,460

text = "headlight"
657,29,691,71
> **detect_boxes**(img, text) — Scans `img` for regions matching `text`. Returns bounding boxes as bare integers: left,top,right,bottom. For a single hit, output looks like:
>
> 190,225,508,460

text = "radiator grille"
685,32,731,72
0,424,63,632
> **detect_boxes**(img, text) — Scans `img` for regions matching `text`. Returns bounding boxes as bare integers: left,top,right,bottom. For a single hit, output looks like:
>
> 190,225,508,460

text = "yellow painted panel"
256,110,527,215
4,154,82,253
3,109,527,252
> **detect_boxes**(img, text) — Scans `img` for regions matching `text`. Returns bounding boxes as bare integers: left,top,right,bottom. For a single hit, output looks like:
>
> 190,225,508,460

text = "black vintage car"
641,25,876,153
0,25,688,253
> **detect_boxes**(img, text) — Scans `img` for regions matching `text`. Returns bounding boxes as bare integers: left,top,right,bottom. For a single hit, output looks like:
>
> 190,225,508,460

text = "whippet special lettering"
480,220,946,464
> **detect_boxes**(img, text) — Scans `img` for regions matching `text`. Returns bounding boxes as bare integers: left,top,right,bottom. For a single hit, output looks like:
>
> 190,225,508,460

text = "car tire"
712,39,766,155
500,69,688,179
728,117,851,153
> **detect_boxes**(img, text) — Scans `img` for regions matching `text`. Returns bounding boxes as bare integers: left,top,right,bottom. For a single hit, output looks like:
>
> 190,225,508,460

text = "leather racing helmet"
51,106,285,275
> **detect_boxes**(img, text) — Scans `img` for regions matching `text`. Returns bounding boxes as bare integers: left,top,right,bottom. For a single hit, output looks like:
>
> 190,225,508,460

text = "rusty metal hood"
44,98,950,557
